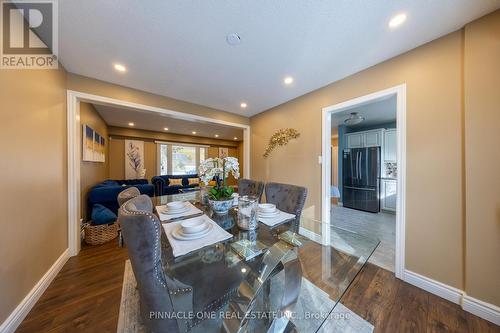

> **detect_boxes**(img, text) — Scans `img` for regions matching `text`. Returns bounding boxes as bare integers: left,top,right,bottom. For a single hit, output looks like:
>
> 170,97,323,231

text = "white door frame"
321,84,406,279
67,90,251,256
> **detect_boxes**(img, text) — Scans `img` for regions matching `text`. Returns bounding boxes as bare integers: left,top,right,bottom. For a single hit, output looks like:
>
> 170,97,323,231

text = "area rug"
117,260,373,333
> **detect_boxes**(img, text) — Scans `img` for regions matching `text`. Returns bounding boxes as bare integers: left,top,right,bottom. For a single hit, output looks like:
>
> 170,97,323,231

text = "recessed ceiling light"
233,137,238,140
389,13,407,28
226,33,241,46
241,268,247,273
215,134,219,138
284,76,294,85
164,127,169,131
192,131,197,135
128,122,134,126
114,63,127,72
240,102,247,108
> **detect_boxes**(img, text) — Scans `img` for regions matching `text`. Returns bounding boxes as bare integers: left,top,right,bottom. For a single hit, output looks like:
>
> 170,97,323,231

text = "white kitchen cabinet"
383,129,397,162
346,133,364,148
346,129,383,148
364,130,382,147
381,179,397,212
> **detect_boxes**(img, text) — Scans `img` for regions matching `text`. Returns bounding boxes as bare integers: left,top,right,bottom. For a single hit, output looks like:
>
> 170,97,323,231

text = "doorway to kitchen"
321,84,406,279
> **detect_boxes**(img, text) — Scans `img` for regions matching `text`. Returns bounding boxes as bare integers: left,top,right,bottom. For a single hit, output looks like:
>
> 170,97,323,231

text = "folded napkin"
156,201,203,222
162,215,233,257
258,210,296,227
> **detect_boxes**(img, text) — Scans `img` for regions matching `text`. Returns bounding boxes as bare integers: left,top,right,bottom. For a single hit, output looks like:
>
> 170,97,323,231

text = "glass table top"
152,192,380,332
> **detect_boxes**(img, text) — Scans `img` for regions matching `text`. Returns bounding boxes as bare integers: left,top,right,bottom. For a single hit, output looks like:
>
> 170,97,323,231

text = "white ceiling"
93,104,243,141
331,95,397,129
59,1,500,116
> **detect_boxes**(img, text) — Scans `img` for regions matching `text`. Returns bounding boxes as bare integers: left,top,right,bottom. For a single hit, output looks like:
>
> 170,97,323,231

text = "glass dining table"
152,192,379,333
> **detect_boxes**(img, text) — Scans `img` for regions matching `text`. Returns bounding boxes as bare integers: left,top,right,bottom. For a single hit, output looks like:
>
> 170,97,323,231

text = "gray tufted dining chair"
117,187,141,247
119,195,192,333
237,179,265,202
117,186,141,206
264,182,308,232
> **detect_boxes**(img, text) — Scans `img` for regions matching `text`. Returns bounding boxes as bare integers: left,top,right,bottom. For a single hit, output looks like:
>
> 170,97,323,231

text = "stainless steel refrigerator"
342,147,380,213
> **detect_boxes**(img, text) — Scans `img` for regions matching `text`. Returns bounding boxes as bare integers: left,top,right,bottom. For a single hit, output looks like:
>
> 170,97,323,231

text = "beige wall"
107,127,241,183
251,10,500,305
463,10,500,306
251,31,465,289
67,73,249,125
0,67,67,323
80,102,109,221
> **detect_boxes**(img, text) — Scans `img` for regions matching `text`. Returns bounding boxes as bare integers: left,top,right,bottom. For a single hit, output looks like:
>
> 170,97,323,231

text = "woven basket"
84,221,119,245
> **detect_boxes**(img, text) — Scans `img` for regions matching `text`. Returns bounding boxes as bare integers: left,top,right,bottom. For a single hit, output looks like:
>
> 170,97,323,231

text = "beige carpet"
118,260,374,333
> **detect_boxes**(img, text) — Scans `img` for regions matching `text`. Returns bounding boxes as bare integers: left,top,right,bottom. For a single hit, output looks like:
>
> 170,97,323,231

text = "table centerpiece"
199,156,240,214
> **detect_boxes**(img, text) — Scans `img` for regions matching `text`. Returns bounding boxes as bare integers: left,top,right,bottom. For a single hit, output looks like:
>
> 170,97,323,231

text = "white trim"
462,294,500,326
404,269,463,304
67,90,251,256
403,270,500,326
154,140,210,148
67,91,80,256
321,84,407,279
394,86,407,280
0,249,69,333
321,108,332,246
299,227,322,244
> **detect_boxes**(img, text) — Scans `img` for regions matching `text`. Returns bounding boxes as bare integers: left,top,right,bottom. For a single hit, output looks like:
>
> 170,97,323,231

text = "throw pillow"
91,204,117,225
188,177,200,185
168,178,183,186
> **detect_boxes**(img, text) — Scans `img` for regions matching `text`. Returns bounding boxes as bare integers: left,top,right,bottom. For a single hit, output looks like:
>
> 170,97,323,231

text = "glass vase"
237,195,258,230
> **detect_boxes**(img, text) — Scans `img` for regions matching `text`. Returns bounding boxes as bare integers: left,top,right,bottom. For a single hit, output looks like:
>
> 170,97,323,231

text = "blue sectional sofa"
151,174,199,196
87,179,154,218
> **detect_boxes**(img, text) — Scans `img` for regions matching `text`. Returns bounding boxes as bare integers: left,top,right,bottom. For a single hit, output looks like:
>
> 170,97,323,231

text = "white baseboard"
299,227,322,244
0,249,69,333
462,294,500,326
404,270,463,304
404,269,500,326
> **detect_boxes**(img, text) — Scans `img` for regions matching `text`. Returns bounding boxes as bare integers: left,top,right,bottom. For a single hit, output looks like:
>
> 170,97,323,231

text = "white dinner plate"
258,210,280,218
162,204,190,215
171,223,213,241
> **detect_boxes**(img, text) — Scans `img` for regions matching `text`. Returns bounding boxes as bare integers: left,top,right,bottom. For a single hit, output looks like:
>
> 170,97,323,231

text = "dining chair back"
238,179,264,202
119,195,191,333
264,182,308,232
117,186,141,207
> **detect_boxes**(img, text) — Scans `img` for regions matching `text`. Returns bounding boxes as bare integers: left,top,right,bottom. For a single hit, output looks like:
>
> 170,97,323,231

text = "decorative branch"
263,128,300,158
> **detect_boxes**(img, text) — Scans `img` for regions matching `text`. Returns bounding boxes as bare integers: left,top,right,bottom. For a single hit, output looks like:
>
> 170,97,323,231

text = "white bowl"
259,203,276,213
181,219,207,234
167,201,185,210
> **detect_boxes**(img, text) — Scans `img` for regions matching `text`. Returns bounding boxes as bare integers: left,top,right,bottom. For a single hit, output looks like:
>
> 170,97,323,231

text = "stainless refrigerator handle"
345,186,377,191
355,151,358,179
358,151,361,180
355,151,359,179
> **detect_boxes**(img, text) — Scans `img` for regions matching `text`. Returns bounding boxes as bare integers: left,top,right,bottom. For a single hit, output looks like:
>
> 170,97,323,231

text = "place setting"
162,214,233,257
155,200,203,222
257,203,296,227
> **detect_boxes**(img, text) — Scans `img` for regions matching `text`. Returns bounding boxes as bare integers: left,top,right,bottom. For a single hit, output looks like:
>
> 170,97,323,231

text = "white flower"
198,156,240,184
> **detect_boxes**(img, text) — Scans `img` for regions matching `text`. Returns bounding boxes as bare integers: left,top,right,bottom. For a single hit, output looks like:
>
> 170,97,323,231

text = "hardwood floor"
16,241,499,333
16,241,128,333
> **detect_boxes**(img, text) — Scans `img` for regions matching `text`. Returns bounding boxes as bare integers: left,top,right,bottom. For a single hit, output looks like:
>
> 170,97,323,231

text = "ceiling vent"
226,33,241,46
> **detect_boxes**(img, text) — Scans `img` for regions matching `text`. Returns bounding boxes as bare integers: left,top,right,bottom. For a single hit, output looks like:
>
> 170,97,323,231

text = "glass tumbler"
237,195,258,230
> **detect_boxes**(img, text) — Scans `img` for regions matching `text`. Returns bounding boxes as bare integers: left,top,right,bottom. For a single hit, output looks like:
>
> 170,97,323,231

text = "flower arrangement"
263,128,300,158
199,157,240,200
